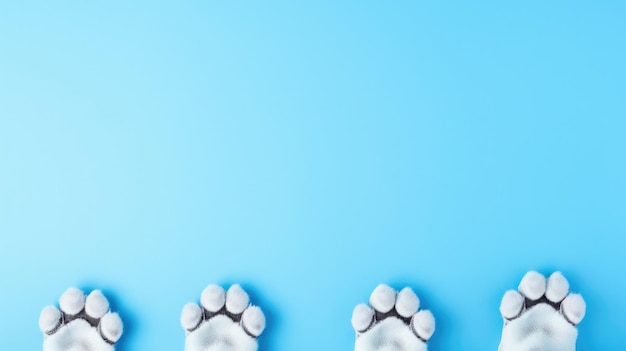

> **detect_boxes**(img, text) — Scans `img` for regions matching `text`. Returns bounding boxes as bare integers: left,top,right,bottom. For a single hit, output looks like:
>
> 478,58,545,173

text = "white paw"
181,284,266,351
352,284,435,351
40,288,123,351
499,271,586,351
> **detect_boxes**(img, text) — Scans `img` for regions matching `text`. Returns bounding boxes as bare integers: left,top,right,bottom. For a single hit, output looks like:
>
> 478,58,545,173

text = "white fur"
546,272,570,303
185,314,258,351
561,293,586,325
181,303,203,331
100,312,123,343
184,284,264,351
59,288,86,315
225,284,250,314
499,271,585,351
499,290,524,320
499,304,578,351
354,285,434,351
518,271,546,300
352,303,375,332
395,288,419,318
201,285,226,313
355,317,427,351
43,318,114,351
241,305,266,337
85,290,110,319
369,284,396,314
39,306,62,334
411,310,435,341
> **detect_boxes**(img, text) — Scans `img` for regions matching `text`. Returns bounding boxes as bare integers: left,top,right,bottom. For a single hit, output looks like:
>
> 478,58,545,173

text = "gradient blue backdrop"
1,2,625,351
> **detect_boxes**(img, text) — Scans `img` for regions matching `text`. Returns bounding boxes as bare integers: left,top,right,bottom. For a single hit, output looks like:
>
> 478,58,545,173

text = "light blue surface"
1,2,625,351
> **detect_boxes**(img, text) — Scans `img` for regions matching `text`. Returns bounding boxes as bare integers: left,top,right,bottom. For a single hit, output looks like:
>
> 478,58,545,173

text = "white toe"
85,290,110,319
518,271,546,300
59,287,86,315
241,305,266,337
100,312,124,343
500,290,524,320
395,287,420,318
181,303,203,331
201,284,226,313
225,284,250,314
39,306,61,333
411,310,435,341
546,271,570,303
369,284,396,313
351,303,375,332
561,293,586,325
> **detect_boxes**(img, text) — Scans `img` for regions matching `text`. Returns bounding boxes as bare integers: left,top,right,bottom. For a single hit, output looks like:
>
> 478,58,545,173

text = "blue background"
1,2,624,351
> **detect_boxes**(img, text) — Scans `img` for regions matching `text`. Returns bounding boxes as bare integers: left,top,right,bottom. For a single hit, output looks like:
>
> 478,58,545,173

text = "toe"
351,303,375,332
39,306,62,334
545,272,570,303
500,290,524,320
181,303,203,331
395,287,420,318
411,310,435,341
518,271,547,300
85,290,110,319
241,305,266,337
225,284,250,315
201,284,226,313
369,284,397,314
59,287,86,315
100,312,124,343
561,293,586,325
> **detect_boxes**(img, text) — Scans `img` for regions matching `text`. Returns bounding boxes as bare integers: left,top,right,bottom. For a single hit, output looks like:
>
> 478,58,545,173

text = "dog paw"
40,288,123,351
352,284,434,351
181,284,265,351
498,271,585,351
